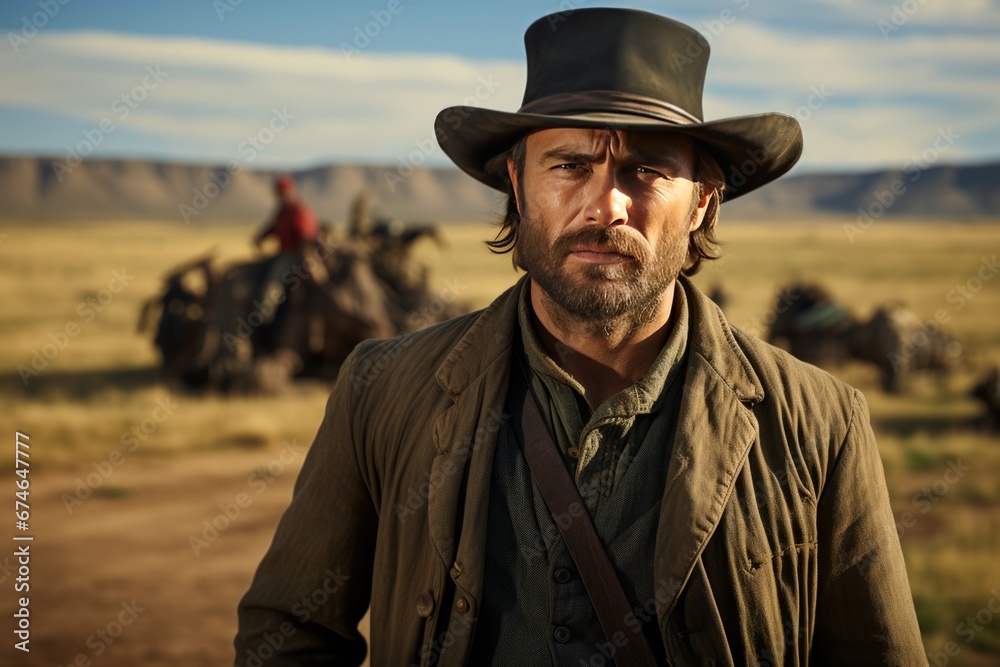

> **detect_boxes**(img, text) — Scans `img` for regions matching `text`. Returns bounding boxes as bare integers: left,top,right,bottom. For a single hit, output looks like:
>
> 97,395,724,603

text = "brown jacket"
235,275,926,666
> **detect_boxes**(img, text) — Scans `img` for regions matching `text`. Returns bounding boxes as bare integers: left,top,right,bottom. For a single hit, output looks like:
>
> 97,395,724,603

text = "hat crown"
522,8,710,122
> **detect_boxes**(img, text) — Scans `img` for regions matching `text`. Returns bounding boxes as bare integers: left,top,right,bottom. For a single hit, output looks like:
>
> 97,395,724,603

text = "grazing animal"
137,255,216,389
766,284,959,394
971,367,1000,432
846,304,959,394
766,283,853,367
140,226,465,392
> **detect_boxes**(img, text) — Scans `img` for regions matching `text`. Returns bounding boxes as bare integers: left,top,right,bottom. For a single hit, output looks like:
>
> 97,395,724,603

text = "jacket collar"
653,274,765,632
434,276,527,406
427,276,527,616
429,273,766,639
436,273,763,403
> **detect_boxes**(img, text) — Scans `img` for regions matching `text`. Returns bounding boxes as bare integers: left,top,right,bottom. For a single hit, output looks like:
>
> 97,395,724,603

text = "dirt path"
3,440,997,666
1,448,369,667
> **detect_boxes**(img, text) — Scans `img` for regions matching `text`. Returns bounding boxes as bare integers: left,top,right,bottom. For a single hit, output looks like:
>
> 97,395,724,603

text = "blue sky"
1,0,998,173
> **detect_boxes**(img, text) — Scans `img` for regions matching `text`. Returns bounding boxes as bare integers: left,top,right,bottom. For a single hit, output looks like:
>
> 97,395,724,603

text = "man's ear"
507,156,522,214
688,184,713,232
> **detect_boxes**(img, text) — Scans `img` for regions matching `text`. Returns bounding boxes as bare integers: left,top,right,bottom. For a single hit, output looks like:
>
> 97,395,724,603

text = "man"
253,174,318,342
235,9,925,666
255,174,318,256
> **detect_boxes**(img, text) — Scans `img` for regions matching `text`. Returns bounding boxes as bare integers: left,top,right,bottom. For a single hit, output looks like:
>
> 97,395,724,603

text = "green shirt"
517,280,690,512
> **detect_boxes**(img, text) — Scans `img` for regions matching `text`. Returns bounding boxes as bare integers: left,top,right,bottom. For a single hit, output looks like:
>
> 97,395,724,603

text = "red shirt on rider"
255,175,318,252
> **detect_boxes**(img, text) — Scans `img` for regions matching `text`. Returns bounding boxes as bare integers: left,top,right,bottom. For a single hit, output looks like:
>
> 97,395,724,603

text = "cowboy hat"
435,8,803,201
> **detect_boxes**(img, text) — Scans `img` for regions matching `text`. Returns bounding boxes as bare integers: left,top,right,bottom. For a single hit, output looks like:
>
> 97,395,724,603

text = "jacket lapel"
428,277,528,604
426,273,764,649
654,276,765,627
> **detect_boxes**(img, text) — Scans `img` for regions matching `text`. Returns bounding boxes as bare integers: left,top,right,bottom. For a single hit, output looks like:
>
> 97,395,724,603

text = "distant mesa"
0,155,997,223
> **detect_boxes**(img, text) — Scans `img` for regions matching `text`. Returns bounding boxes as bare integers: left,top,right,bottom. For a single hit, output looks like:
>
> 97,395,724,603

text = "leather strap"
519,383,660,666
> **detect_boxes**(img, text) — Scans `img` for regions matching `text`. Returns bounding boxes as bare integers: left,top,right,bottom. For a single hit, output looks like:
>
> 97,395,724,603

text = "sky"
0,0,998,174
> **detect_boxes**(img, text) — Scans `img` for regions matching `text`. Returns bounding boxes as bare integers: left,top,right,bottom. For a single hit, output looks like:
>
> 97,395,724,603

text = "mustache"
553,226,649,261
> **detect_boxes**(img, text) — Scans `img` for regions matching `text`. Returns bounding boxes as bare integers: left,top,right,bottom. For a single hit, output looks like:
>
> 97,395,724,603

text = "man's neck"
528,278,677,409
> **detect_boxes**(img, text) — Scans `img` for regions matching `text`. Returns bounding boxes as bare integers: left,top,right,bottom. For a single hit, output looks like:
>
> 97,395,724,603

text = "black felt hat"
435,8,803,200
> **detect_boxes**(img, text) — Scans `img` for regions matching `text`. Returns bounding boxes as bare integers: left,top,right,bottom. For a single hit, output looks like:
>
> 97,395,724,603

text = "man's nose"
584,169,630,226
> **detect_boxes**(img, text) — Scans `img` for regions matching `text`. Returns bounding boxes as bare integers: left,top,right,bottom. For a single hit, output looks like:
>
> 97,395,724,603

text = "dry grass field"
0,218,998,666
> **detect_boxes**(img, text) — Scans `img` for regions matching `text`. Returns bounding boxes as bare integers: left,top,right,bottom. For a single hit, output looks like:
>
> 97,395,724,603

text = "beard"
517,203,694,337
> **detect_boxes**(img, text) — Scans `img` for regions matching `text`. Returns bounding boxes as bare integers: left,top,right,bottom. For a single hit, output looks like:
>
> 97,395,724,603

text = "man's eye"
554,163,580,170
636,166,666,178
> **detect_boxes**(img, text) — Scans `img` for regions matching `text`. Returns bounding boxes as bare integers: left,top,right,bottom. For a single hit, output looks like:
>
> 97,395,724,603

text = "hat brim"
435,107,803,201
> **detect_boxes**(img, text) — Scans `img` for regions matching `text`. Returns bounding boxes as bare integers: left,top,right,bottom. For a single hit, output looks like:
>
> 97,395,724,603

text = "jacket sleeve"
234,349,377,666
811,388,927,666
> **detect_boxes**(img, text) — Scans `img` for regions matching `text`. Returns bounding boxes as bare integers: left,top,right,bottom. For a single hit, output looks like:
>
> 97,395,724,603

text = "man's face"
508,127,710,329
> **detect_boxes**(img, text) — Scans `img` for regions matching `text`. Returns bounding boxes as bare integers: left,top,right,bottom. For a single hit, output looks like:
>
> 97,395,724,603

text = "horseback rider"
252,174,318,342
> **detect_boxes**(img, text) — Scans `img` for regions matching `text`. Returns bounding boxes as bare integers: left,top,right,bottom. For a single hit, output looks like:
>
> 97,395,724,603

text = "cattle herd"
137,216,999,431
138,195,463,393
761,282,998,431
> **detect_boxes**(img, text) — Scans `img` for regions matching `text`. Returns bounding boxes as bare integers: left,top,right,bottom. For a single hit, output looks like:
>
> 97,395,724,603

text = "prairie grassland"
0,218,999,664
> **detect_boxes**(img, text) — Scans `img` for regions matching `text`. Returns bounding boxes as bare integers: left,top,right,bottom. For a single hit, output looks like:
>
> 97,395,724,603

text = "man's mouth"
567,246,634,264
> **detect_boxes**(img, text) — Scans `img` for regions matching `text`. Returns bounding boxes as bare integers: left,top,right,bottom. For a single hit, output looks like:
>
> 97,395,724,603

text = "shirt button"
415,592,434,618
553,626,571,643
554,568,572,584
456,597,470,613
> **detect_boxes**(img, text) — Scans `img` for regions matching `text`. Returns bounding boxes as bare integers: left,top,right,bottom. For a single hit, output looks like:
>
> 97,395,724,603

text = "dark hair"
484,135,529,269
485,133,726,275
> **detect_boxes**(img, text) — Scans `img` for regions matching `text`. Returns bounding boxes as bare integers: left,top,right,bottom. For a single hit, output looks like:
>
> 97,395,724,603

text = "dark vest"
468,356,682,665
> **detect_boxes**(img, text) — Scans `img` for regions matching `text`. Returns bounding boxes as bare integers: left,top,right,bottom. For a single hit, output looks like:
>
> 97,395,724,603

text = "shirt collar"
517,278,690,416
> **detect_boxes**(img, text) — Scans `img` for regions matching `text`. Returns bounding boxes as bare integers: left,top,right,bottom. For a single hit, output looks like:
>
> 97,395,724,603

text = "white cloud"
818,0,1000,27
0,25,996,171
700,20,1000,169
0,30,525,168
